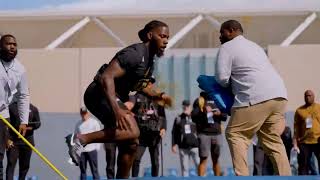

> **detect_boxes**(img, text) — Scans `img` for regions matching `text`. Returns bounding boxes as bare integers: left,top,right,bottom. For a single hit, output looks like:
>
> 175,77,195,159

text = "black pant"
0,120,8,180
132,132,160,177
298,143,320,175
253,144,274,176
80,150,100,180
6,139,33,180
104,143,116,179
253,145,264,176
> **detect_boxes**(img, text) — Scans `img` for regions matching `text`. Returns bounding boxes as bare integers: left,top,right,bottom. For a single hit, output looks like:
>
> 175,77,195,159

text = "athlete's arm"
142,86,172,107
101,59,133,130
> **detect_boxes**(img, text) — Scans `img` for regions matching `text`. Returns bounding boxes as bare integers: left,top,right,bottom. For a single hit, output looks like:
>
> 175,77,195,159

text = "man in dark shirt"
172,100,199,177
6,102,41,180
192,92,227,176
66,20,171,179
130,77,167,177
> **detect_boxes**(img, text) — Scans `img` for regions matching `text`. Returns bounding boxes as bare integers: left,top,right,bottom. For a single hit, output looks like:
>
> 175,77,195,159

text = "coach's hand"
19,124,27,137
115,108,134,130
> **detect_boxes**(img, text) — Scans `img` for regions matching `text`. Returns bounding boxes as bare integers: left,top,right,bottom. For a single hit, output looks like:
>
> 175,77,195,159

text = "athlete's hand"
156,93,172,107
162,94,172,107
115,108,134,130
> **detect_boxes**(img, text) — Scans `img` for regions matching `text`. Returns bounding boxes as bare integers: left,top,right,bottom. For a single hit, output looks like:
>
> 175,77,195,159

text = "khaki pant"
226,98,291,176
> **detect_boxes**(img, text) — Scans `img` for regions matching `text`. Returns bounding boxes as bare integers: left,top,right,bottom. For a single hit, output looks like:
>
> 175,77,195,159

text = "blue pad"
197,75,234,115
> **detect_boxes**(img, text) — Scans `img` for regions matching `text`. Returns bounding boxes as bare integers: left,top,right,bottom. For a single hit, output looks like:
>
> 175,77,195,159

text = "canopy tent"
0,0,319,49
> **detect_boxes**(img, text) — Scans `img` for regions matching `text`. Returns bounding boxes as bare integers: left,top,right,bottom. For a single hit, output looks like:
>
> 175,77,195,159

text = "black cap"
182,100,190,106
200,91,208,100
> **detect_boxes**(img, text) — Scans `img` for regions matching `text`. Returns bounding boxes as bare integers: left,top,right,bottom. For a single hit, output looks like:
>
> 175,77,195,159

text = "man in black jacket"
6,102,41,180
131,78,167,177
172,100,199,177
192,92,227,176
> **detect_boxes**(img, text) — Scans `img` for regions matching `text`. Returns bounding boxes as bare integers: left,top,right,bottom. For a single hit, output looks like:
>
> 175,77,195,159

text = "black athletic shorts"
84,81,127,128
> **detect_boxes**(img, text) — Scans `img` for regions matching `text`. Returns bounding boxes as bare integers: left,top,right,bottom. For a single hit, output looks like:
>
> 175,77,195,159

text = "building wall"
2,15,320,48
269,44,320,111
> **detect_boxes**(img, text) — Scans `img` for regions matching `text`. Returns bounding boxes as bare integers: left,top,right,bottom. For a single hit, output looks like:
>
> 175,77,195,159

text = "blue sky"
0,0,78,10
0,0,319,11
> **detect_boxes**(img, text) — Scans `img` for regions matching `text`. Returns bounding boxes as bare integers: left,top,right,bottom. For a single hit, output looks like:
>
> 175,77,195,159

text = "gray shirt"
0,58,29,124
215,35,287,107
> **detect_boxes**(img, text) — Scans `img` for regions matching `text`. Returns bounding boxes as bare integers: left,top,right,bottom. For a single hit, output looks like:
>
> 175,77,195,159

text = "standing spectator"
0,34,30,180
192,92,227,176
131,78,167,177
281,126,293,161
293,90,320,175
253,126,292,176
75,107,101,180
5,102,40,180
215,20,291,175
252,135,265,176
104,142,117,179
172,100,199,177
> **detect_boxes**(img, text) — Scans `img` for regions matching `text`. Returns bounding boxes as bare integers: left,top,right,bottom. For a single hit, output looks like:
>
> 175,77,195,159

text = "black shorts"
84,81,127,128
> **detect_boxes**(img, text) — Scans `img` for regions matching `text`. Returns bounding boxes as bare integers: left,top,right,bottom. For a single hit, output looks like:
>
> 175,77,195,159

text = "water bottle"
290,148,298,166
290,148,299,175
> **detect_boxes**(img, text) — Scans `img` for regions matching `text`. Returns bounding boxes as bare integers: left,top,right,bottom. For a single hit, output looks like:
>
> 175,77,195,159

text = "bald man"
215,20,291,176
293,90,320,175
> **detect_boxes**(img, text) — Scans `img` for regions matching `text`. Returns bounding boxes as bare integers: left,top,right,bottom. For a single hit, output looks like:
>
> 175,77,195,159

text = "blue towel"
197,75,234,115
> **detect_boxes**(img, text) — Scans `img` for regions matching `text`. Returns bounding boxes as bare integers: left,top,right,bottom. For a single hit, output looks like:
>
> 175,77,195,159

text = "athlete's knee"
123,139,139,154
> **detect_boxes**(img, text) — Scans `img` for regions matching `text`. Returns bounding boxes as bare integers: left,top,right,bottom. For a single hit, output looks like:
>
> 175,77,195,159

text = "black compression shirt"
112,43,155,101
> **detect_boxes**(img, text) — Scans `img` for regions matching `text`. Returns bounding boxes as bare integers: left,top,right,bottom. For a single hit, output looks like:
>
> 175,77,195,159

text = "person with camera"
130,77,167,177
172,100,199,177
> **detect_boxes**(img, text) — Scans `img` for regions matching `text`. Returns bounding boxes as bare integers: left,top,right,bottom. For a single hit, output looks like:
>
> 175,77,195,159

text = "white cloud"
48,0,320,12
56,0,137,10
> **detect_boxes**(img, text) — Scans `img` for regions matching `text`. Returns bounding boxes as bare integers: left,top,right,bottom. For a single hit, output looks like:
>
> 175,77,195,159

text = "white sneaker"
65,133,83,166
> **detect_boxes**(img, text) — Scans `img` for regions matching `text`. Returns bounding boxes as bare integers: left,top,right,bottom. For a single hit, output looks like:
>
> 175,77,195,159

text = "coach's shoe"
65,133,84,166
